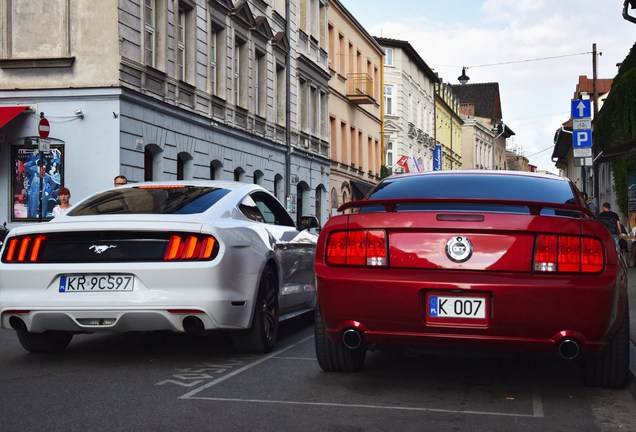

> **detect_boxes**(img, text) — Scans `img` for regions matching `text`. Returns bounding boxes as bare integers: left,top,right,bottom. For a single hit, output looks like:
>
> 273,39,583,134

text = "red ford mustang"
314,171,630,388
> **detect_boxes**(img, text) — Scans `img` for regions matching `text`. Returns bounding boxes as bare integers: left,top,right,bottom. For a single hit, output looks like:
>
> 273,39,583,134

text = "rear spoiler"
338,197,595,217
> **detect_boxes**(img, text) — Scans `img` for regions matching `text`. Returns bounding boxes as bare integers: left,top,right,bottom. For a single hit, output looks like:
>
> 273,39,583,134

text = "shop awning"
0,106,28,129
350,179,374,199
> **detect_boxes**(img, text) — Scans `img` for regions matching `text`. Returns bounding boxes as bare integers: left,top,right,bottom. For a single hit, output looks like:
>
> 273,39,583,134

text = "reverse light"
164,234,218,261
534,234,604,273
326,230,387,267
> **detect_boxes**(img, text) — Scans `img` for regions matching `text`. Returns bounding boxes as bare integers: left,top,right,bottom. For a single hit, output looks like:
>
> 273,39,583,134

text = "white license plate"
59,274,134,292
429,295,486,319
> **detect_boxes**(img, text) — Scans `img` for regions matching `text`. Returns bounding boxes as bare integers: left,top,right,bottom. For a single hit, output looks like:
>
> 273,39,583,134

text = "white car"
0,181,319,353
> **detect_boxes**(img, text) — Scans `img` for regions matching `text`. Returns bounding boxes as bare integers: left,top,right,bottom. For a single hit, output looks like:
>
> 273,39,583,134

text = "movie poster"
11,146,64,221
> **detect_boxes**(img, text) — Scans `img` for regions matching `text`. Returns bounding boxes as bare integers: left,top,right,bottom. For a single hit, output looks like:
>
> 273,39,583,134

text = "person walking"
597,202,624,252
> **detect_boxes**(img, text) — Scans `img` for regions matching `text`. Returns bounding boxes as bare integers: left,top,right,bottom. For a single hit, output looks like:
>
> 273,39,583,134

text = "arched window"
253,170,264,185
296,181,311,225
315,184,327,226
234,167,245,182
274,174,284,202
144,144,163,181
210,160,223,180
177,152,193,180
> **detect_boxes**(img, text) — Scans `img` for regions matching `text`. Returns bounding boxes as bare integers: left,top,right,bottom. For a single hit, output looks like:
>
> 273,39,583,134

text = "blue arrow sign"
571,99,591,119
573,129,593,148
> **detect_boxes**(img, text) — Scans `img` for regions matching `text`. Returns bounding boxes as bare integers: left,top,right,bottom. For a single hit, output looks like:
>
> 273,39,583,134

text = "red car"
315,171,630,388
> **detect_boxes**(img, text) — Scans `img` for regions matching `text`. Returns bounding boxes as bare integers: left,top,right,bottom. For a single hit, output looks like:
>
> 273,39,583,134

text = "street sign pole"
571,99,593,195
37,114,50,222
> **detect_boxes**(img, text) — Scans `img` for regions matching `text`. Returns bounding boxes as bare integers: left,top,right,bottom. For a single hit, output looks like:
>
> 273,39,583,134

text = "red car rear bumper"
316,266,627,357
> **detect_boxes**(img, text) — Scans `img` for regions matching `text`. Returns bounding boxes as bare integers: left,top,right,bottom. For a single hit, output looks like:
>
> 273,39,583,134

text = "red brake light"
164,234,217,261
326,230,387,267
558,235,581,272
534,234,604,273
3,235,46,263
581,237,604,272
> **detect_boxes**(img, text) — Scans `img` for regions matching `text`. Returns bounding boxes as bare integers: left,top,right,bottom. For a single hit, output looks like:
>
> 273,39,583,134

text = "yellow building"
435,81,463,170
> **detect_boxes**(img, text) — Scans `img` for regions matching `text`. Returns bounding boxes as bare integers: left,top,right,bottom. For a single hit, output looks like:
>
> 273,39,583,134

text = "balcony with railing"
346,73,375,104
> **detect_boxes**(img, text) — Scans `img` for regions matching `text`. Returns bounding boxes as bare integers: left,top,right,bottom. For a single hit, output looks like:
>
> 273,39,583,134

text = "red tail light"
326,230,387,267
4,235,46,263
164,234,218,261
534,234,604,273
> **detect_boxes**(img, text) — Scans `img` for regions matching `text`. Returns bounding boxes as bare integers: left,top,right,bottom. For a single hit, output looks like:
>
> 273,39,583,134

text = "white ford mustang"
0,181,319,353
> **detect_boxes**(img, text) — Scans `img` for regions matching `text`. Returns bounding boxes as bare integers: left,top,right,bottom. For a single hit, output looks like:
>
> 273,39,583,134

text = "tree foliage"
594,42,636,215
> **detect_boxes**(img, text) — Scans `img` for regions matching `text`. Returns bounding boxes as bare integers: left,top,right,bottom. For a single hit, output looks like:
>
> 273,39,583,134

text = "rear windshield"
68,186,231,216
364,174,577,215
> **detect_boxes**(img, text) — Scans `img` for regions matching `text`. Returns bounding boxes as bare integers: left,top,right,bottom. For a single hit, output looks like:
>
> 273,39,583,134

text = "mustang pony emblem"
89,245,117,254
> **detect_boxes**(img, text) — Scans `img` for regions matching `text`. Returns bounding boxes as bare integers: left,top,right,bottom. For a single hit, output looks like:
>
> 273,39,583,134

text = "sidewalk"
627,266,636,398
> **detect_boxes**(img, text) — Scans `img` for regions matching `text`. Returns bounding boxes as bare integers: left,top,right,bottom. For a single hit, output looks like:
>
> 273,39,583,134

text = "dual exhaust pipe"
342,328,580,360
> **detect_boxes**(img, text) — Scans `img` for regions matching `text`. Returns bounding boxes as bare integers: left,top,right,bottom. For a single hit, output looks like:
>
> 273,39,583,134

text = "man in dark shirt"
597,202,621,235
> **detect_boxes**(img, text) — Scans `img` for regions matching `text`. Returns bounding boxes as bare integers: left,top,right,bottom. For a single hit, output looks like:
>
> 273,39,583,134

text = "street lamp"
457,67,470,85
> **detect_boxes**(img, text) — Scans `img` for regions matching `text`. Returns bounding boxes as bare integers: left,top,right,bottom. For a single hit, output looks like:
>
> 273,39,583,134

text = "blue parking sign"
573,129,593,148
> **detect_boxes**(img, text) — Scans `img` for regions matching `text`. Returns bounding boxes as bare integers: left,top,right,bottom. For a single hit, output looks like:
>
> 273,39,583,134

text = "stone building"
0,0,331,226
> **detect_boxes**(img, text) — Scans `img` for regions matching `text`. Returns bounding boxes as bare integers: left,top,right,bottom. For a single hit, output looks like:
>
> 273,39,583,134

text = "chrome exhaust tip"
182,316,204,334
342,328,362,350
558,339,580,360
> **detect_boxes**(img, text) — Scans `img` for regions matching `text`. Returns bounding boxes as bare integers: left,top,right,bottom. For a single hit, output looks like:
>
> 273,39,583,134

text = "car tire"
580,304,630,388
16,330,73,353
232,266,279,353
314,308,365,372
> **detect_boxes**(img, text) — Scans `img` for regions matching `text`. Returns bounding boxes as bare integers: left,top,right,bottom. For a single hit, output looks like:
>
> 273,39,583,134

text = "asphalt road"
0,317,634,432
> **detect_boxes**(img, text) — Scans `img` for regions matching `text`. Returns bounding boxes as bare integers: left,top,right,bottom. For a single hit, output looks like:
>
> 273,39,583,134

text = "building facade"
453,82,514,170
434,80,462,170
376,37,438,175
326,0,383,209
0,0,331,227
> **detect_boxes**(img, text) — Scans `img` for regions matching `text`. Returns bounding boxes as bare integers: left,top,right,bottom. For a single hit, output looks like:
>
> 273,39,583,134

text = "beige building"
376,37,438,174
326,0,383,211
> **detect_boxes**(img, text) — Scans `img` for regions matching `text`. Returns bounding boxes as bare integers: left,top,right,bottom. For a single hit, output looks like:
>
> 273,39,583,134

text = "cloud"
353,0,633,171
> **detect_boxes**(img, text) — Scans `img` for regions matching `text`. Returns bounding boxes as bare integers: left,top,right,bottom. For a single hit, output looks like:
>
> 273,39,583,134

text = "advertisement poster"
11,145,64,221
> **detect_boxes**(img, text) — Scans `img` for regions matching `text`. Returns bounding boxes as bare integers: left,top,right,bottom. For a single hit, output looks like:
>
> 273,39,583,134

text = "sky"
339,0,636,172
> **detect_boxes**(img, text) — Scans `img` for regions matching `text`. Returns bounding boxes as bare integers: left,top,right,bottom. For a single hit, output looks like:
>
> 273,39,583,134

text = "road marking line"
273,356,315,360
178,335,313,399
181,396,540,418
179,334,544,418
532,383,545,418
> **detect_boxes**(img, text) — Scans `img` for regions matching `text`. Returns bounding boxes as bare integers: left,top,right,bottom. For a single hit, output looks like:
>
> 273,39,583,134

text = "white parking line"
180,396,542,418
178,335,314,399
178,335,545,418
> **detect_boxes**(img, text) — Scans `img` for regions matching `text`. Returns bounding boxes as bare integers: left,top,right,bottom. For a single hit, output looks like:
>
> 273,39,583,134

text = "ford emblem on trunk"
445,236,473,263
89,245,117,254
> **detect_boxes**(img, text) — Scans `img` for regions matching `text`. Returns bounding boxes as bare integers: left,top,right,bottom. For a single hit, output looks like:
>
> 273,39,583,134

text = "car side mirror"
299,216,320,231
